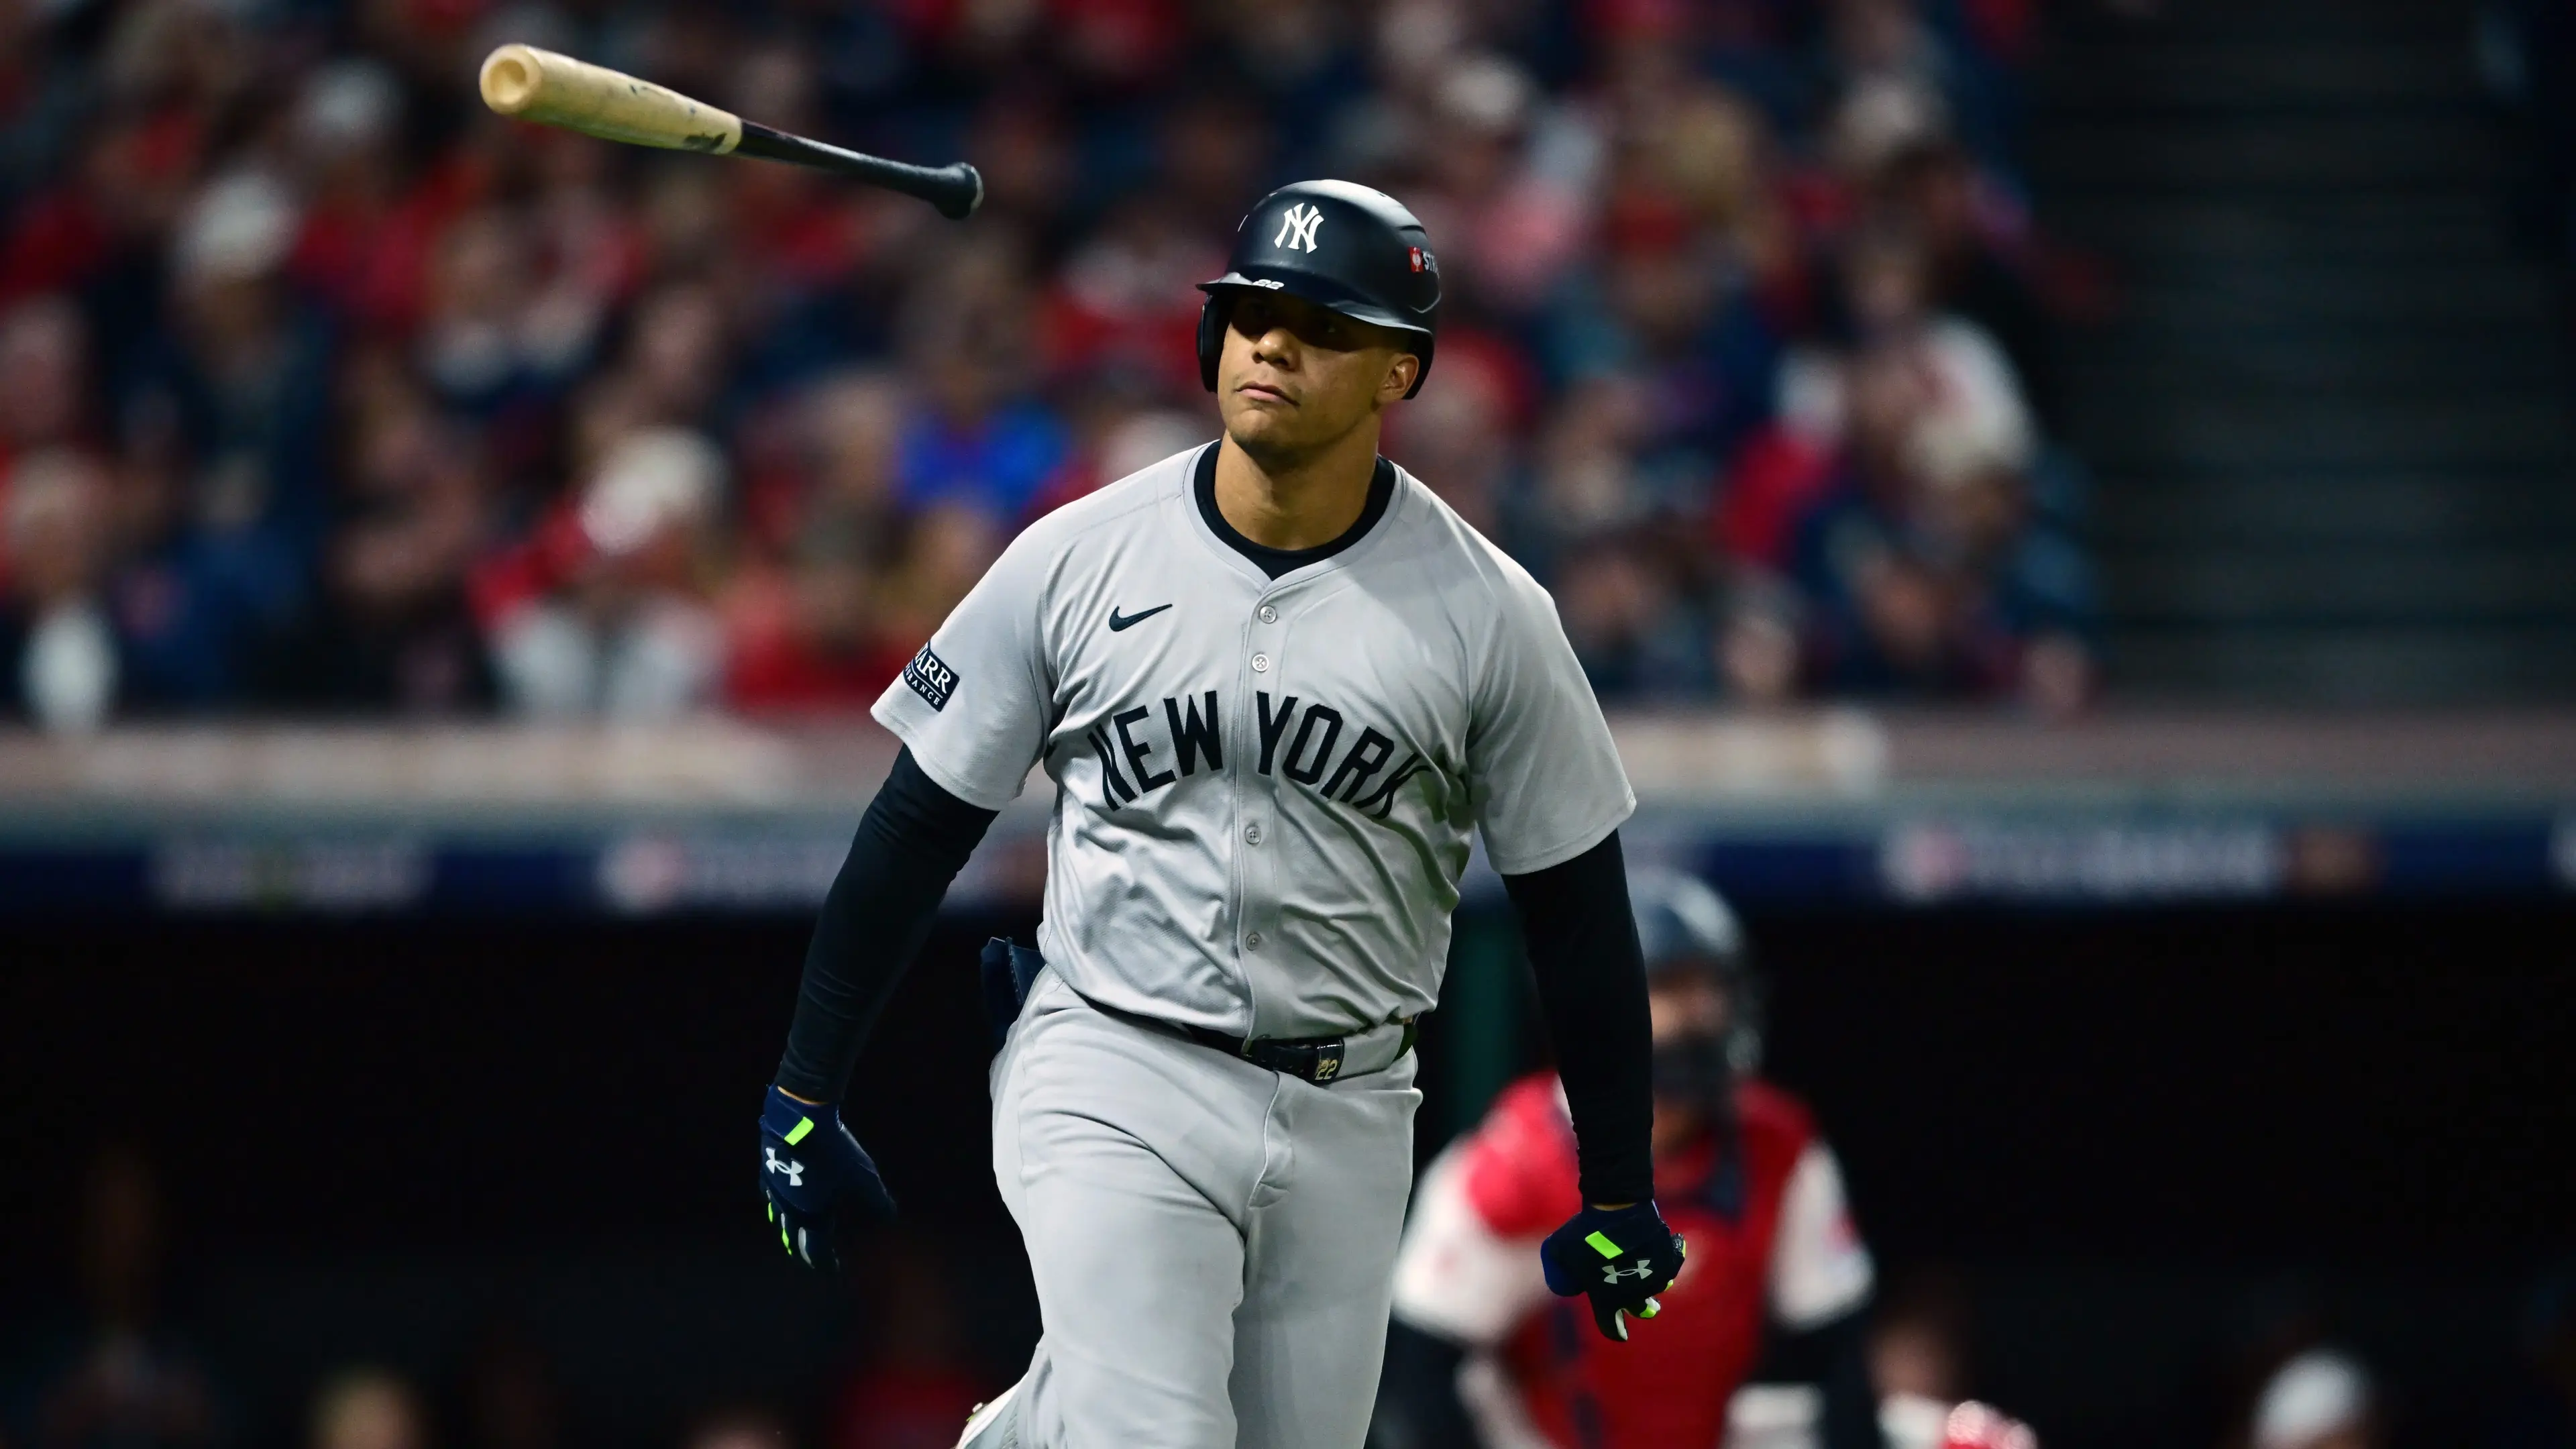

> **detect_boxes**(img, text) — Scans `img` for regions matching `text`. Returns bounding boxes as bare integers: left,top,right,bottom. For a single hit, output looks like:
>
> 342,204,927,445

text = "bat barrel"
480,48,541,111
478,43,743,153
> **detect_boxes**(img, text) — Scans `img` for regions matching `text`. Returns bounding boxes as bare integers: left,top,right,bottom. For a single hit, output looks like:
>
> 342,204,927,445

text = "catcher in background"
1375,869,1882,1449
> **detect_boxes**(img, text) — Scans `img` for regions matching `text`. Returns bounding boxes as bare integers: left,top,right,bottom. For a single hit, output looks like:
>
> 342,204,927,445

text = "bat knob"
933,163,985,221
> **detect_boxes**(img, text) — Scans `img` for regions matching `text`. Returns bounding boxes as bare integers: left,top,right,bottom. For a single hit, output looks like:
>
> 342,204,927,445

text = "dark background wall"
5,902,2574,1449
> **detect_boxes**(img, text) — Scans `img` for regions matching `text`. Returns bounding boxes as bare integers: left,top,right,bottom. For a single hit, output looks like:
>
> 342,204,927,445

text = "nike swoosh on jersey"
1108,604,1174,631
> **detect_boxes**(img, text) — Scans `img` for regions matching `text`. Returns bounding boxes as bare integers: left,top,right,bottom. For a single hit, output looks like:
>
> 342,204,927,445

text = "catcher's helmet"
1197,180,1440,398
1629,867,1764,1075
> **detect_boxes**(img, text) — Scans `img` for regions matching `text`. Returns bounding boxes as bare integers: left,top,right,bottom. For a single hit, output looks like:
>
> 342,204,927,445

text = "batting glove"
1539,1201,1688,1342
759,1085,896,1270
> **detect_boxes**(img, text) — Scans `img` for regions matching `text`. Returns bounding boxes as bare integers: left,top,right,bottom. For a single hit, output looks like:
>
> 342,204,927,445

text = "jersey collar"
1183,441,1403,587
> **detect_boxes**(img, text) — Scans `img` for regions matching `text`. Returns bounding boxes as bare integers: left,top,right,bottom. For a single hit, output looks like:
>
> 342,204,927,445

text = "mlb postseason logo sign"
904,643,960,711
1274,203,1324,253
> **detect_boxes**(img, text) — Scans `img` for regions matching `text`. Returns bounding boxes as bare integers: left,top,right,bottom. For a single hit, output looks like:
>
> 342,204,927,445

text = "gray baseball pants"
985,969,1422,1449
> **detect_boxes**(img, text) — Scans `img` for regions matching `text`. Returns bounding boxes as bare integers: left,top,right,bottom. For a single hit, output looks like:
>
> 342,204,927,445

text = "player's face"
1648,971,1735,1155
1216,292,1421,462
1647,973,1731,1046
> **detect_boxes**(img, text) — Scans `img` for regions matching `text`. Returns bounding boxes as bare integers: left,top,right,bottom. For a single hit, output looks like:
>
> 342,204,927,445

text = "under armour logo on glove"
1540,1202,1688,1343
758,1085,897,1271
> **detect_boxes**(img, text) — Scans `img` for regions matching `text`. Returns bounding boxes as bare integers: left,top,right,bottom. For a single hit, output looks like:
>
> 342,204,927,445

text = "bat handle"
735,123,985,219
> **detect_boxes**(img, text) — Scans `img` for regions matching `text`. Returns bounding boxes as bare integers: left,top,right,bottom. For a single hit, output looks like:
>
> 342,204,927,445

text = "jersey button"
1251,652,1271,673
1244,822,1263,845
1245,930,1264,951
1257,604,1278,625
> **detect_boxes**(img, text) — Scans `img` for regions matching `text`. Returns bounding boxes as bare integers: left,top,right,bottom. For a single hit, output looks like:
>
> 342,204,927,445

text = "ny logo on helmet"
1603,1260,1658,1284
1274,203,1324,254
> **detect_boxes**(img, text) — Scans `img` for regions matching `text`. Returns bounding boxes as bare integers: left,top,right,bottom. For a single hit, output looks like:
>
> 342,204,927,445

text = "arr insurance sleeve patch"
902,644,960,710
902,643,961,711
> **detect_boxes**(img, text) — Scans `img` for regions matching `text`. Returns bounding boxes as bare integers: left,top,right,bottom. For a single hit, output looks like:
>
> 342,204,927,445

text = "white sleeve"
1389,1145,1553,1347
1767,1142,1876,1329
869,530,1056,810
1465,561,1635,875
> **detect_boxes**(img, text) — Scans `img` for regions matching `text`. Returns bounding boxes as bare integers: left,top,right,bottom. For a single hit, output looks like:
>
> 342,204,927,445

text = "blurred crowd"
0,0,2101,730
11,1148,2576,1449
0,1147,1008,1449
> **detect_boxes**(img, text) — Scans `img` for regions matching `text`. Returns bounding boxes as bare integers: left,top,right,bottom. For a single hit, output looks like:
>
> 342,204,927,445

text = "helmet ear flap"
1197,294,1228,393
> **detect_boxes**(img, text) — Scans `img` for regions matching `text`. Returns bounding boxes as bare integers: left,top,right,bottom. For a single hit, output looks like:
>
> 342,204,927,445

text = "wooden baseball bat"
476,44,983,219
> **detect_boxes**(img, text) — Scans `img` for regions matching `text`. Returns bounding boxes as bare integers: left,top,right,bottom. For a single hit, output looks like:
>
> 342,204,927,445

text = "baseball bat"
476,44,983,219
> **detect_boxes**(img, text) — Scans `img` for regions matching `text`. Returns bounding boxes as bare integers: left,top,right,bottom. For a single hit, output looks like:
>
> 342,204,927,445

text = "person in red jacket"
1375,867,1882,1449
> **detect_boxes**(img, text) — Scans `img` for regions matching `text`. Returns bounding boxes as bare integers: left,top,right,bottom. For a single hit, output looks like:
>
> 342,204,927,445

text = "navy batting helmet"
1629,867,1764,1076
1197,180,1440,398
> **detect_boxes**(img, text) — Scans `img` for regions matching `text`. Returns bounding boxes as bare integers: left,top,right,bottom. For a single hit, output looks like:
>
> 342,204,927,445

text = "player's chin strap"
984,938,1417,1085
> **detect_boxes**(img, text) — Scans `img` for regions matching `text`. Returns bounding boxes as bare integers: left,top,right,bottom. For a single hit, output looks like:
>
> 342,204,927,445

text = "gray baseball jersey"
872,441,1633,1040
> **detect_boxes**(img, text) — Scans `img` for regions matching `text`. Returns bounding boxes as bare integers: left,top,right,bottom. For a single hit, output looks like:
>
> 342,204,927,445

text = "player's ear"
1380,351,1420,405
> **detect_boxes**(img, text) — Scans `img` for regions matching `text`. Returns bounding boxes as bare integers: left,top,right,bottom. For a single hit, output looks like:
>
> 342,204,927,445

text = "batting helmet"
1197,180,1440,398
1629,867,1764,1076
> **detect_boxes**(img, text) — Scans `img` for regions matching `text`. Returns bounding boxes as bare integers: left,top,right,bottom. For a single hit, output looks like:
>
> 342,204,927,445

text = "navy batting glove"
1540,1201,1688,1343
759,1085,896,1270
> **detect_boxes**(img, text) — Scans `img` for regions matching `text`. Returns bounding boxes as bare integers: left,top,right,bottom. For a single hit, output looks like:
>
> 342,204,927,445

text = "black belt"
1174,1020,1419,1085
1091,997,1417,1085
983,938,1417,1085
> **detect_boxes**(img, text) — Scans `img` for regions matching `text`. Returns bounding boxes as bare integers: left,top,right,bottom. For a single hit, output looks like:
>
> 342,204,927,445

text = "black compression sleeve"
1500,830,1654,1206
773,747,1000,1102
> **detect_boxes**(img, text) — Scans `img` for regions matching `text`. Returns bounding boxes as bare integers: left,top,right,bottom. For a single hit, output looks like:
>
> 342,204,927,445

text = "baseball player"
1374,870,1882,1449
753,180,1684,1449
